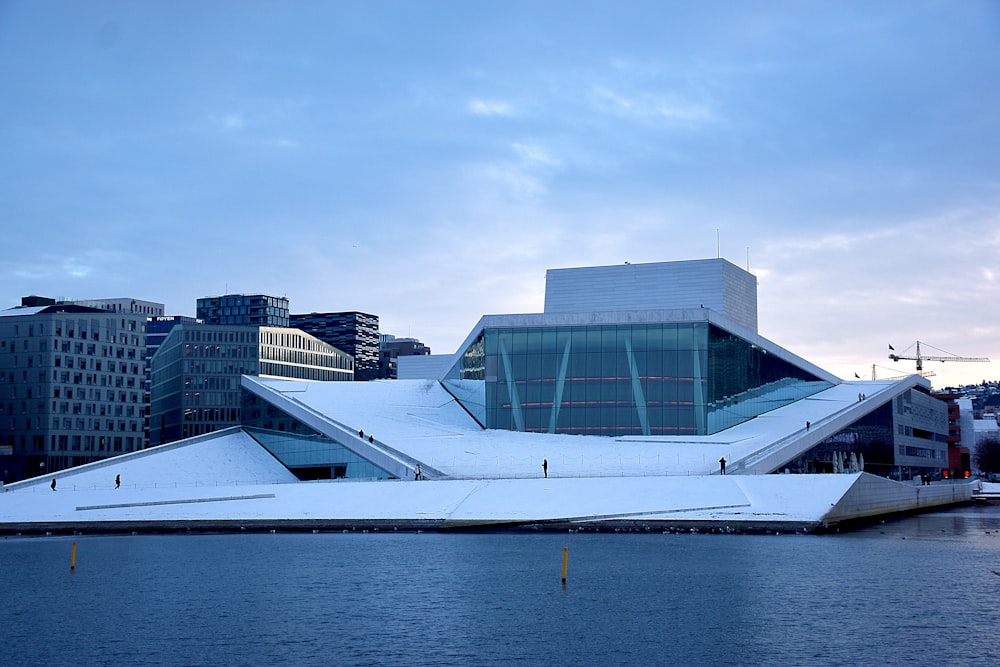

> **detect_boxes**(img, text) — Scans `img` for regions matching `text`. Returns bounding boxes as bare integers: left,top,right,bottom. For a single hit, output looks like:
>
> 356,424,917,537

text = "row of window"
3,416,140,432
2,317,143,339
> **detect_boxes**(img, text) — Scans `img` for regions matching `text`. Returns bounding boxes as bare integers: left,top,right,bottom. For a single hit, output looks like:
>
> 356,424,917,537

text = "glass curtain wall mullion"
548,337,572,434
623,336,650,436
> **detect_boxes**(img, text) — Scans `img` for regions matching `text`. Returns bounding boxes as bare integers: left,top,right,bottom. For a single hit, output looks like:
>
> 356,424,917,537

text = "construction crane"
870,364,935,381
888,341,989,371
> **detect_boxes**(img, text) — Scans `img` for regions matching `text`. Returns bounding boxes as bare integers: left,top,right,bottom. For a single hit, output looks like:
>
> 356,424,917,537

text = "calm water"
4,506,1000,666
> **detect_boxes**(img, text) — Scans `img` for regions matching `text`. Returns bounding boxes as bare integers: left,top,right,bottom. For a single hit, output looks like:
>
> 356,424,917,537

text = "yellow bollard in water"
561,546,568,584
70,541,77,571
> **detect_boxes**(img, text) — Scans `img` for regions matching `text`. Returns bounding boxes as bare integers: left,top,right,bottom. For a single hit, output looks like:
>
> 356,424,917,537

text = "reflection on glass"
444,323,832,437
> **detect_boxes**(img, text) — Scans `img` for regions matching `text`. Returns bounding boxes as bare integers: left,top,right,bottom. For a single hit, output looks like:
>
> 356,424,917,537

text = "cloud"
468,99,513,116
591,86,716,124
268,138,298,149
63,259,93,278
214,113,247,131
512,143,558,166
476,163,545,198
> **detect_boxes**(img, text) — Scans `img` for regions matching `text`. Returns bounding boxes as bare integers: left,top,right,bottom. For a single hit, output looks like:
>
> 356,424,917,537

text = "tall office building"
144,315,202,446
289,312,379,381
0,301,147,481
196,294,289,327
148,323,353,445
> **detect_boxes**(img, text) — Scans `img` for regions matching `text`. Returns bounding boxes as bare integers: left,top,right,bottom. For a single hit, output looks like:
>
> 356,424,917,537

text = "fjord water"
4,506,1000,666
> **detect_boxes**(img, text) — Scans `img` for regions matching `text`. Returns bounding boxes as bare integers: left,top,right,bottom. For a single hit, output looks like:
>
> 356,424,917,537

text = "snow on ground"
0,429,860,526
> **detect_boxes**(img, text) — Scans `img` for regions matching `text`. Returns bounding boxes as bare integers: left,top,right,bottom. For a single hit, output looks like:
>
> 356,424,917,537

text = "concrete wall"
823,473,974,525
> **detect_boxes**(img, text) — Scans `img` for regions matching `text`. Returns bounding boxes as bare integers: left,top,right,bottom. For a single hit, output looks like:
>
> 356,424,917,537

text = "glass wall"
241,391,391,479
782,403,895,476
706,326,833,432
445,322,831,437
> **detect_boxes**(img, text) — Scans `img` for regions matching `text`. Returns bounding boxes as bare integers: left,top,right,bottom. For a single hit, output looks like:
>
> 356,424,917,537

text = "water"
4,506,1000,666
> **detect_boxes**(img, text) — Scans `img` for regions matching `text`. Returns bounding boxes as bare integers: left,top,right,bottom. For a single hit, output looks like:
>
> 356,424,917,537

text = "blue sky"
2,1,998,388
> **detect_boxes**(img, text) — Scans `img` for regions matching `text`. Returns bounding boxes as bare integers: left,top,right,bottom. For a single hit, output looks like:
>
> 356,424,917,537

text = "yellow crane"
888,341,989,371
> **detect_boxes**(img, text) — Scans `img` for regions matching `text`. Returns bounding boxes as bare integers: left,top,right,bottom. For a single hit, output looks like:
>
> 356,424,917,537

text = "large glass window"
706,325,832,433
445,322,832,437
783,403,894,476
241,392,391,480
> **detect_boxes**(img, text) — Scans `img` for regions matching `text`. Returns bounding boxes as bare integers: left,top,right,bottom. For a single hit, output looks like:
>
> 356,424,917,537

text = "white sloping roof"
243,375,926,479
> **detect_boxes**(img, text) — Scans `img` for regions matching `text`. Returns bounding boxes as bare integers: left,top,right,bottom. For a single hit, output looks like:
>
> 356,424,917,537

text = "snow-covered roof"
0,376,974,532
242,374,927,479
0,306,46,317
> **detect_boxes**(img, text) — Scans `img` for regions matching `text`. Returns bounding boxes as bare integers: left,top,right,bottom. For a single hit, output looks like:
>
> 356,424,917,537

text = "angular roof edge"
437,308,841,385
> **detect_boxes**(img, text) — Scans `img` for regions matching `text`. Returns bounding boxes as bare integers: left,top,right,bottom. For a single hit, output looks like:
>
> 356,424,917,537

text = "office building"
378,334,431,379
0,301,147,481
290,311,379,381
196,294,289,327
148,323,352,445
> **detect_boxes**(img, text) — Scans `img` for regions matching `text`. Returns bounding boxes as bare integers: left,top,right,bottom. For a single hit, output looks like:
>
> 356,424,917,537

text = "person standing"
719,457,726,475
542,458,548,478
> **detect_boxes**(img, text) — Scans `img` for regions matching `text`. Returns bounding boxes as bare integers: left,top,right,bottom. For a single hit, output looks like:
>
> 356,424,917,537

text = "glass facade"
289,312,380,381
784,403,895,475
197,295,290,328
772,387,948,480
444,323,831,437
241,391,391,479
149,324,353,445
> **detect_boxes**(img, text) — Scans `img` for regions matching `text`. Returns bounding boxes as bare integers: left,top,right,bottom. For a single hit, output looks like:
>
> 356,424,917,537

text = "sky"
2,1,999,390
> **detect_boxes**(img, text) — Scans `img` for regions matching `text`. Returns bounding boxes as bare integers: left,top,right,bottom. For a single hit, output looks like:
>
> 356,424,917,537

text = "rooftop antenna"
746,247,750,272
716,229,720,259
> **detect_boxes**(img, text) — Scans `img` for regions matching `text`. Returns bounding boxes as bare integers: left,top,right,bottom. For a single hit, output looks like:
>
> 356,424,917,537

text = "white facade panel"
543,258,757,332
399,354,453,380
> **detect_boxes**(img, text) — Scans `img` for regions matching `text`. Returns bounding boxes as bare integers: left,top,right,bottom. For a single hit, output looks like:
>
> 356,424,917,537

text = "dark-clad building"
197,294,289,328
290,311,379,381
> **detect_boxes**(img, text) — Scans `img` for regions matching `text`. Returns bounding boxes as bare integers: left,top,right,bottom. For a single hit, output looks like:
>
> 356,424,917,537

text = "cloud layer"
2,1,998,388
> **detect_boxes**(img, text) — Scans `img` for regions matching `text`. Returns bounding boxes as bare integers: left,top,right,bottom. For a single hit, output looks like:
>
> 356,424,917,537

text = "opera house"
0,259,976,533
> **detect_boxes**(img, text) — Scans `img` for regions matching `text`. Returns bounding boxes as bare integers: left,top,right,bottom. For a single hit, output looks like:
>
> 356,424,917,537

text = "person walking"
542,458,548,478
50,478,56,491
415,464,422,481
115,474,121,489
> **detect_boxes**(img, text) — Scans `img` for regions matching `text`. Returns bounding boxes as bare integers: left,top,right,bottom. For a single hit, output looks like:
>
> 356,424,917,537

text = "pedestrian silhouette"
51,478,56,491
415,463,422,481
719,457,726,475
369,435,374,443
115,474,120,489
542,458,548,478
359,429,364,439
